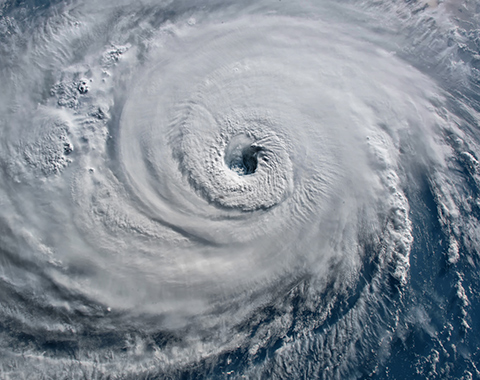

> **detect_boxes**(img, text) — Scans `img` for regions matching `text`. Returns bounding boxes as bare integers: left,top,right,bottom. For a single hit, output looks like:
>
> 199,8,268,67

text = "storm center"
225,135,262,176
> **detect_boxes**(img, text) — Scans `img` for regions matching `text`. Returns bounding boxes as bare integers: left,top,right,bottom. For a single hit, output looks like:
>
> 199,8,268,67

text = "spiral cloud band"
1,0,480,379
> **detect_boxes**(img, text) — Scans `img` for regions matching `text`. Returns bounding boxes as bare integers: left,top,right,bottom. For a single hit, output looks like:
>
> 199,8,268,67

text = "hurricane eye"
227,145,262,175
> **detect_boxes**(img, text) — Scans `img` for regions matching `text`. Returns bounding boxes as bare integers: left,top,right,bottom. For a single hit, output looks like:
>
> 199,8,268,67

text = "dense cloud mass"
1,0,480,378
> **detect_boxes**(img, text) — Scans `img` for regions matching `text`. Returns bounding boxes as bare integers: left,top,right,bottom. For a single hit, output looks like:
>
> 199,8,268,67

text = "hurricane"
1,0,479,379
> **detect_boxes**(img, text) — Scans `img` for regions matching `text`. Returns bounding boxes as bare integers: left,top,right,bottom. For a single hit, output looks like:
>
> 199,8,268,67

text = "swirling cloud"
0,0,479,379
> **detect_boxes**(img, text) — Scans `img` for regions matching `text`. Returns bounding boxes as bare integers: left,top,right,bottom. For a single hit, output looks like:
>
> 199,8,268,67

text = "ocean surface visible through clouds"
0,0,480,379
